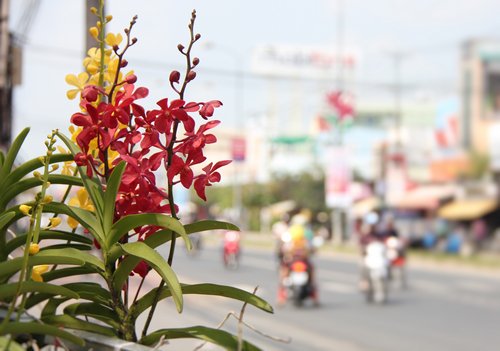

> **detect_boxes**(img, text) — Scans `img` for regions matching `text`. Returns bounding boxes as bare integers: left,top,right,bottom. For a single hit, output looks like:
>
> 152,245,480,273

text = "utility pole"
386,50,410,149
0,0,12,152
86,0,102,53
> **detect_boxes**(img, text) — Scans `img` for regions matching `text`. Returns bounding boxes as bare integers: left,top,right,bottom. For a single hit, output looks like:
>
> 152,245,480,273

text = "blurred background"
2,1,500,350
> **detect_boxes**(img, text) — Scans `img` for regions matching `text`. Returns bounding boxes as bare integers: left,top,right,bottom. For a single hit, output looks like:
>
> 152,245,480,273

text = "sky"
8,0,500,162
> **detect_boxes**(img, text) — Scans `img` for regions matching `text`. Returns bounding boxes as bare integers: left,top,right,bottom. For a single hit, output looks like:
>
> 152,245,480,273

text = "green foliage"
0,128,273,350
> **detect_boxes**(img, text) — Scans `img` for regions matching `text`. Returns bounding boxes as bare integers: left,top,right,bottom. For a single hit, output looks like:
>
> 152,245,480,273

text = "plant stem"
141,10,198,339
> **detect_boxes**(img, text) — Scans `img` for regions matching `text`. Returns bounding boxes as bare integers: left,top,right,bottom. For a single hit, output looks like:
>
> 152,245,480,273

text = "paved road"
143,244,500,351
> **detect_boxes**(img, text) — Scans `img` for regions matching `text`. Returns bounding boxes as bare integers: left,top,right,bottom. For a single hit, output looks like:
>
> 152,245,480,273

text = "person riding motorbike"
277,214,319,306
222,230,241,268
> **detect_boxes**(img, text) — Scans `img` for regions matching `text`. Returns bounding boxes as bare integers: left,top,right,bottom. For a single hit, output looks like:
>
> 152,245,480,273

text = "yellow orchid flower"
57,146,76,176
105,33,123,47
65,72,89,100
68,188,95,229
31,265,49,282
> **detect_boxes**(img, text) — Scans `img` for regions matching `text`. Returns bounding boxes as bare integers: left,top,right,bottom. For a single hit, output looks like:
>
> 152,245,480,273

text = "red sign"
231,137,246,162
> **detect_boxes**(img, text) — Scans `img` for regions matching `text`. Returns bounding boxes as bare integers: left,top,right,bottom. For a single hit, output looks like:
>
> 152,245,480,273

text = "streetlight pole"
202,43,245,226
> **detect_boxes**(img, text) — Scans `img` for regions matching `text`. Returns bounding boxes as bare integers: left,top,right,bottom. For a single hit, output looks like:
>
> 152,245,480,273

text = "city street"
142,242,500,351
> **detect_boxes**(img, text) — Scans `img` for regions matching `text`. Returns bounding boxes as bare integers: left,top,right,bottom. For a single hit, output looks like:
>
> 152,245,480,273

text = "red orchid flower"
193,160,232,200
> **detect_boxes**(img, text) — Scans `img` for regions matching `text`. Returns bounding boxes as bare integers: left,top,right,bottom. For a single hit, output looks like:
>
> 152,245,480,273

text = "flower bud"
105,15,113,22
121,59,129,68
43,195,53,204
90,7,97,14
89,27,99,39
169,70,180,84
125,74,137,84
33,171,42,178
19,205,32,216
48,217,62,228
177,44,185,52
29,243,40,255
195,33,201,40
186,70,197,82
193,57,200,66
131,37,137,44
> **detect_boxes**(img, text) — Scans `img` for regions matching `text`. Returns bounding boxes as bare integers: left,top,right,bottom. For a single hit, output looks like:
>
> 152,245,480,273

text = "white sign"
251,44,357,79
489,123,500,171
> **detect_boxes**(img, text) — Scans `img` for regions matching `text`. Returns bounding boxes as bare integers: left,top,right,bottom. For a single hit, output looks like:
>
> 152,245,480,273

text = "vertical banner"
231,137,246,162
325,147,352,209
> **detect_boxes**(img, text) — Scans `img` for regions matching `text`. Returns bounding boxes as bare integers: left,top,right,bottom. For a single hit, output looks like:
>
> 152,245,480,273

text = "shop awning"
388,184,457,210
437,199,498,221
352,197,380,218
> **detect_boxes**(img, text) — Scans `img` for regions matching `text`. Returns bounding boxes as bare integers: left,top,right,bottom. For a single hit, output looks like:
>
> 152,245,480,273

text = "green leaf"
107,213,188,249
140,326,262,350
0,337,24,351
0,256,84,280
38,266,100,283
111,222,235,290
3,153,74,189
184,220,240,234
132,283,273,319
110,229,173,286
0,211,15,230
55,131,105,219
0,127,30,183
1,322,85,347
5,230,92,255
37,248,104,272
26,282,111,310
102,161,126,233
42,315,116,338
119,241,183,312
64,302,120,329
0,281,79,300
0,174,82,209
61,282,112,306
42,202,105,246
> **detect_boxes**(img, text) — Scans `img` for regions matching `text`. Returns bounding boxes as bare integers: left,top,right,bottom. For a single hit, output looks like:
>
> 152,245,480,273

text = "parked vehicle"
223,230,241,269
363,240,389,304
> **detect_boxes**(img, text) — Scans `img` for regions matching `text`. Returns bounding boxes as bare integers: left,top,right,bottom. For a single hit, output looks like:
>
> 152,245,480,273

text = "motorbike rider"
358,211,386,291
272,214,290,267
222,230,241,267
277,213,320,306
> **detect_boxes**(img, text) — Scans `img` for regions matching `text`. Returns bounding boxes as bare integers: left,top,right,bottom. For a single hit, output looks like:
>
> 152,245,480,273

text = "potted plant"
0,2,273,350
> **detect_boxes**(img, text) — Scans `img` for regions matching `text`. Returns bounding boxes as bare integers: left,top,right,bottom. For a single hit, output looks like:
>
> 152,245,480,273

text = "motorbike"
363,240,389,304
223,230,241,269
386,235,407,288
283,257,314,307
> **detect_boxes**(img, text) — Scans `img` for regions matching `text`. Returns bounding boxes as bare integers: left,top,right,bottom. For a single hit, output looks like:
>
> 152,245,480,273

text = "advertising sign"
325,147,352,209
231,137,246,162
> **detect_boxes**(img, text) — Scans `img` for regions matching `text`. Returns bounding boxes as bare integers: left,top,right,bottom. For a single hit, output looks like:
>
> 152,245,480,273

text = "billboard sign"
251,44,357,79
